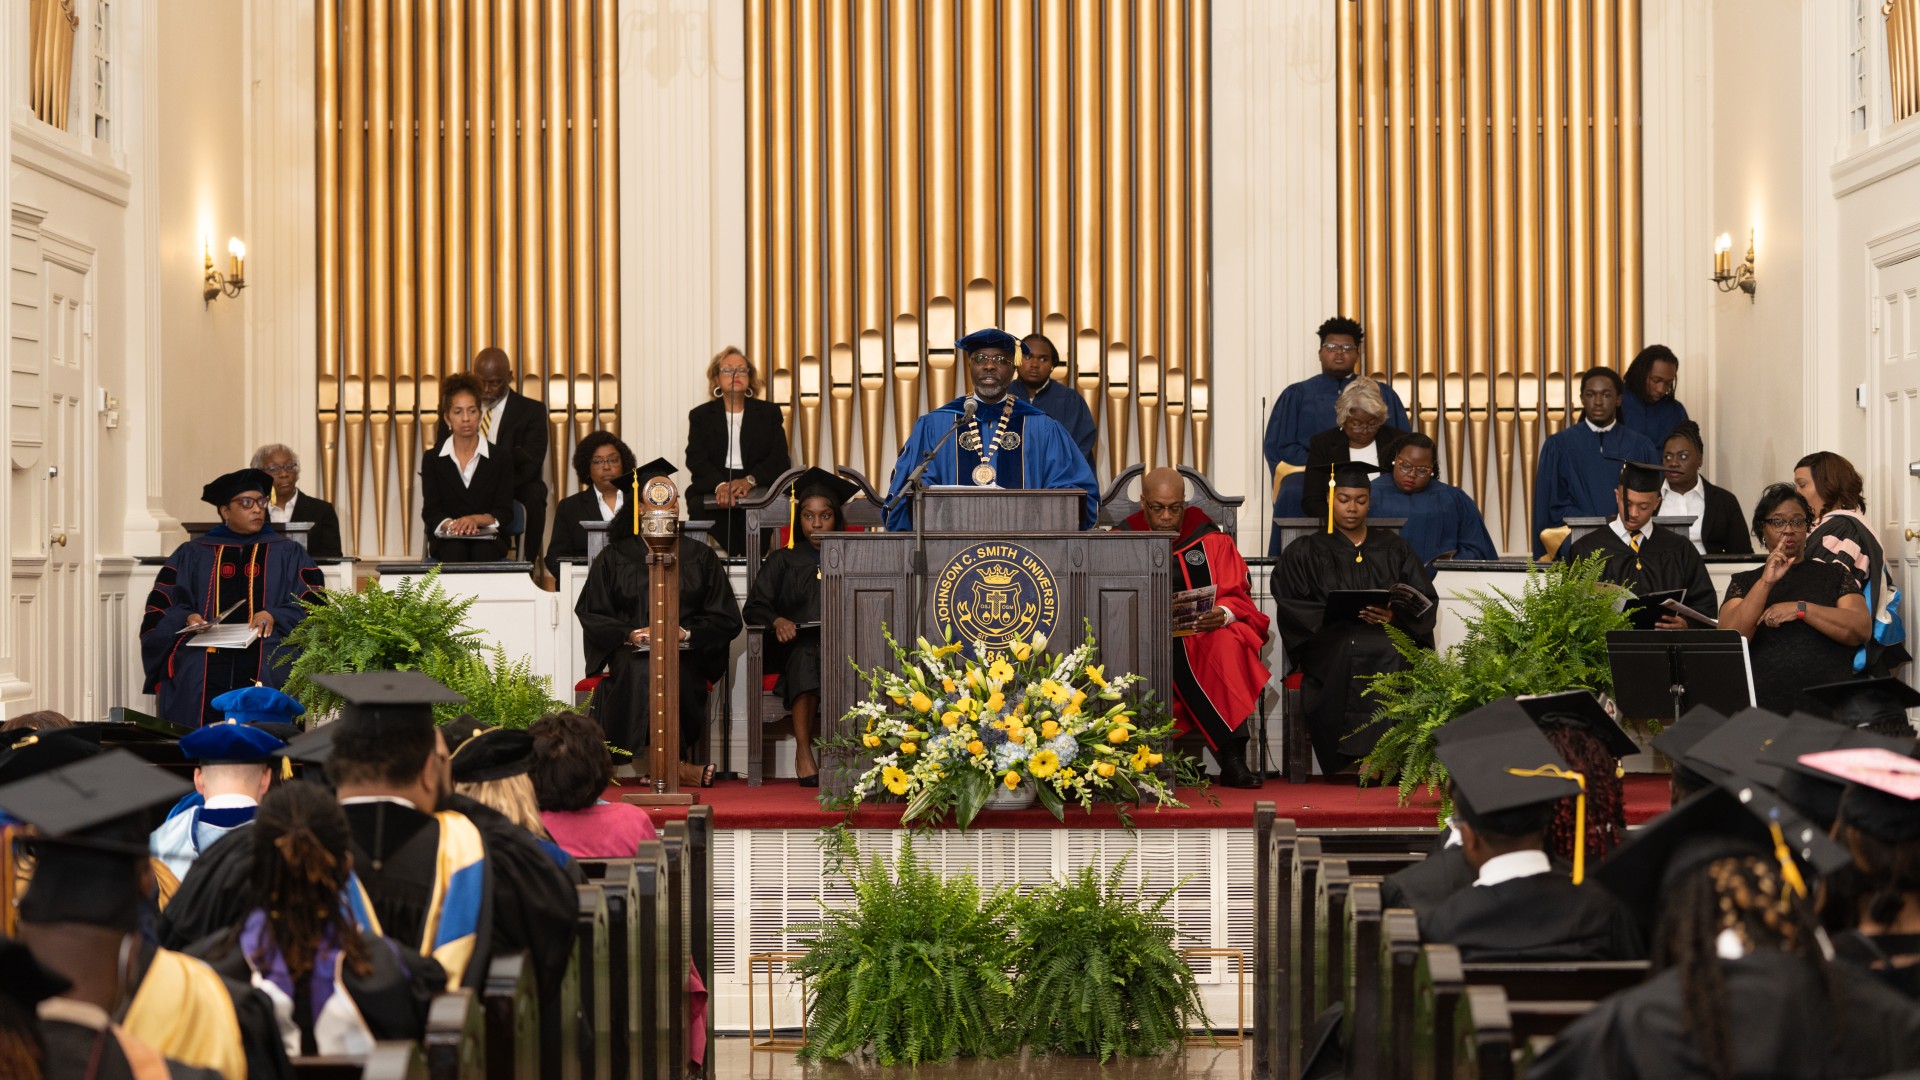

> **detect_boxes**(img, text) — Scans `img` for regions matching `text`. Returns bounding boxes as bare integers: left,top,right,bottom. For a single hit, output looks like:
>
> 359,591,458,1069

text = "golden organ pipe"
1464,0,1490,509
925,0,960,404
393,0,416,554
544,0,569,417
595,0,621,415
518,0,544,397
1135,0,1162,469
828,0,857,468
1591,0,1615,375
1103,0,1133,479
1619,0,1642,353
1386,0,1410,387
1189,0,1211,472
962,0,998,335
1516,0,1542,542
1542,0,1568,432
888,0,924,441
770,0,797,403
1337,0,1360,320
797,0,826,461
470,0,494,351
1360,0,1386,383
494,0,519,368
747,0,770,415
1413,0,1436,429
444,0,469,387
1038,0,1071,353
1566,0,1590,380
1003,0,1036,339
1491,1,1515,538
799,356,823,466
1163,0,1188,467
1439,0,1464,486
342,0,367,538
1071,0,1104,419
569,0,594,409
418,0,441,395
318,0,341,501
856,0,888,480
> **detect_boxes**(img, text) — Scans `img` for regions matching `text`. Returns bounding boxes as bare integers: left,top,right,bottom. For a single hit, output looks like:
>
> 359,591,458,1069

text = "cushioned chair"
736,465,885,785
1098,464,1244,536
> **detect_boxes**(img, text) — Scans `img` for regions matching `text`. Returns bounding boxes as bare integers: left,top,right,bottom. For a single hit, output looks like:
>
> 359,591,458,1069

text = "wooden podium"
817,490,1170,796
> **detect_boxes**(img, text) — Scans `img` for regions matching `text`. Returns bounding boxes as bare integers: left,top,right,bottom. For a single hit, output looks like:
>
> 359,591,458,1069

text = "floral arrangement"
824,627,1197,829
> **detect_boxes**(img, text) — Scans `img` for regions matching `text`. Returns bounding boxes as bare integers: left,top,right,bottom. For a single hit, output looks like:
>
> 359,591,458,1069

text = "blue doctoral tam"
179,721,286,765
209,685,307,726
955,328,1019,354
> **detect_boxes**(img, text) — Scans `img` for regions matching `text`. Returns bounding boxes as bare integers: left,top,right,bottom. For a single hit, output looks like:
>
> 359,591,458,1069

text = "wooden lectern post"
630,474,696,807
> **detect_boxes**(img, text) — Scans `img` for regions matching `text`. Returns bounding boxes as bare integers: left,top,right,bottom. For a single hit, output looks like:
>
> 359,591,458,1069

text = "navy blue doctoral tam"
179,721,287,765
955,328,1018,354
209,685,307,726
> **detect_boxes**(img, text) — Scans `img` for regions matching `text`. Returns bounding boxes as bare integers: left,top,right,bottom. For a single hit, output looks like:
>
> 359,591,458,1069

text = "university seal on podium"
931,541,1060,658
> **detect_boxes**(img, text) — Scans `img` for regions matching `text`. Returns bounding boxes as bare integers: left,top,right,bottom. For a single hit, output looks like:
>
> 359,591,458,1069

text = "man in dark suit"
442,347,550,574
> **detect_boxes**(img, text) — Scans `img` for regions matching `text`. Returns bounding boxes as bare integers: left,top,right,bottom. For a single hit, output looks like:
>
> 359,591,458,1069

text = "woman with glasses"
420,373,517,562
1796,450,1910,677
138,468,325,727
1657,421,1752,555
251,443,343,558
1367,433,1497,569
1300,378,1409,521
685,346,791,555
544,431,637,580
1719,483,1869,715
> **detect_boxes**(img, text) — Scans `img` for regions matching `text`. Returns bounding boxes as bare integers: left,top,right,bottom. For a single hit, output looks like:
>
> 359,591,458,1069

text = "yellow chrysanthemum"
1096,761,1116,777
882,766,911,795
968,740,985,756
908,691,933,713
1084,664,1107,688
988,659,1015,683
1040,720,1061,739
1003,771,1022,790
1107,726,1131,744
1011,641,1032,661
900,741,918,755
1132,745,1152,772
1029,750,1060,779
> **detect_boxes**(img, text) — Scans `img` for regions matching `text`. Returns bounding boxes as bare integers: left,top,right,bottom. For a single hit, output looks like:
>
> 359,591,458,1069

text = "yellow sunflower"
1029,749,1060,779
882,766,911,795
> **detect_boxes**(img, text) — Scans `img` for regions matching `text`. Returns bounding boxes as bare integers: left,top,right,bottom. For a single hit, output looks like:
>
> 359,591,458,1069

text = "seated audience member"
1529,784,1920,1079
0,752,292,1080
1120,468,1270,788
1800,748,1920,998
150,703,293,880
1014,333,1098,466
1274,462,1439,774
140,468,324,728
1797,450,1910,676
1648,704,1731,805
1618,344,1690,448
1418,727,1643,962
1657,421,1751,555
1805,675,1920,739
1719,484,1868,716
253,443,344,558
742,468,861,786
0,938,68,1080
1263,315,1410,469
450,728,578,874
1763,724,1918,937
1367,433,1498,568
686,346,791,555
161,672,578,1010
421,372,516,562
0,710,72,735
188,781,443,1056
1300,378,1409,520
545,431,637,580
576,461,742,789
1531,367,1658,558
1561,459,1718,625
529,711,659,858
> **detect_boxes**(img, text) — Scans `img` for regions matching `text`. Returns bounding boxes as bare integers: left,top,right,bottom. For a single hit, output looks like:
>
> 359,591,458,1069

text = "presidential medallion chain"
959,404,1011,486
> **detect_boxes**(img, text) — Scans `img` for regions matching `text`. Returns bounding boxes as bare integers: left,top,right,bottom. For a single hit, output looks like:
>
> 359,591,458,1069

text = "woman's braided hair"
249,781,373,983
1540,721,1628,863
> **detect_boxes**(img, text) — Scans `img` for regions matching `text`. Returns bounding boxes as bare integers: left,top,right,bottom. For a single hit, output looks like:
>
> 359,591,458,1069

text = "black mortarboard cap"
441,714,488,755
309,671,465,731
450,728,537,784
0,726,106,786
0,751,190,853
201,468,275,507
1329,460,1383,489
1516,691,1641,760
789,466,862,507
274,722,337,767
1593,780,1849,930
0,938,71,1009
1433,697,1536,748
1649,703,1730,762
1796,746,1920,843
249,721,303,746
1762,721,1914,830
621,458,677,485
1802,676,1920,729
1437,728,1581,816
1605,456,1666,494
955,328,1019,355
1678,707,1793,788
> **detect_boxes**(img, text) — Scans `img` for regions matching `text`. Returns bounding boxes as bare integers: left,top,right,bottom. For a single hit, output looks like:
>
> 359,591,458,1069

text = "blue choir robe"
1369,476,1499,568
150,798,258,881
1015,379,1098,466
1618,393,1690,449
1262,373,1411,468
884,395,1099,531
1530,423,1658,557
139,525,326,728
1267,473,1310,557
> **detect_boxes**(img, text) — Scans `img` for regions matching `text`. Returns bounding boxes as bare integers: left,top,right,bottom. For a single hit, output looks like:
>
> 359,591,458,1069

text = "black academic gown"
742,542,823,708
1417,869,1645,962
544,486,619,580
39,1015,224,1080
1273,528,1439,773
575,534,742,753
1834,930,1920,1001
1562,523,1719,620
1380,845,1475,919
189,923,444,1050
1525,948,1920,1079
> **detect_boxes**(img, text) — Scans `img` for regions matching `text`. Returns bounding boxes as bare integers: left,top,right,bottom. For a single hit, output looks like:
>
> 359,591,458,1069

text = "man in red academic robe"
1122,468,1271,788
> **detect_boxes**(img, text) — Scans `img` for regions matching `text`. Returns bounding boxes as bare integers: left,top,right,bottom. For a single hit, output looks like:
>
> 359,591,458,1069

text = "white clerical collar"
1473,849,1552,887
1608,517,1653,546
439,437,491,459
202,794,258,810
339,795,421,810
1585,417,1617,434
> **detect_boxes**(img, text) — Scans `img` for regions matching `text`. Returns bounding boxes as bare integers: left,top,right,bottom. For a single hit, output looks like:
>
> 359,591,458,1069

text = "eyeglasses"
1345,415,1385,430
716,367,752,378
1763,516,1810,531
1142,501,1187,515
263,463,300,474
589,455,624,467
229,496,269,510
1320,343,1359,354
1394,464,1434,478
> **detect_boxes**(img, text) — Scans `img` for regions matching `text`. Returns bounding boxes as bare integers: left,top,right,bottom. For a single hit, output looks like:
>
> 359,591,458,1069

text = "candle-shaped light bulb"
228,238,245,282
1714,233,1732,278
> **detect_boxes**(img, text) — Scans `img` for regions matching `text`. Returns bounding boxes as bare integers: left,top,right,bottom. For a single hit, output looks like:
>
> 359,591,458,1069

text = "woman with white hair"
1301,378,1408,520
251,443,343,558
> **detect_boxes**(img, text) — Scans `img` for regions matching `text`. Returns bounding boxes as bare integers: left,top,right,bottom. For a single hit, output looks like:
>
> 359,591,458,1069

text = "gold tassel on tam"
1768,820,1809,898
631,471,641,535
787,487,797,549
1325,471,1336,534
1507,764,1588,884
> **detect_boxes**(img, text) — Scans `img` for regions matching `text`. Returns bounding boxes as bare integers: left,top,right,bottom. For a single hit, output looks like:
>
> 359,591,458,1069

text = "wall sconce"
1712,229,1756,301
204,236,246,307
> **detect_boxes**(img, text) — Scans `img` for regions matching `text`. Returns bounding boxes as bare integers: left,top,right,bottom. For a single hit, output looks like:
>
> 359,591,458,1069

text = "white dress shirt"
269,491,299,525
596,488,625,521
1661,481,1707,552
1585,417,1618,435
439,436,490,487
1350,441,1380,467
1472,849,1553,888
1608,516,1653,548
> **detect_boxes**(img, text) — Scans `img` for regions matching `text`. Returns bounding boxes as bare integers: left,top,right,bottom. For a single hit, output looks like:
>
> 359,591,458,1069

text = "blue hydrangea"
1045,733,1079,767
980,721,1010,748
991,740,1032,772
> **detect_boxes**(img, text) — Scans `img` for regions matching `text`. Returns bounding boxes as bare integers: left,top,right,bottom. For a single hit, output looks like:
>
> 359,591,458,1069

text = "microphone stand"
885,399,976,641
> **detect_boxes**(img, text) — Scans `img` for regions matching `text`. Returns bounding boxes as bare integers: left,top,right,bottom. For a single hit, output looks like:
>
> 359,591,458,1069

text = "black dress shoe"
796,774,820,788
1217,756,1264,789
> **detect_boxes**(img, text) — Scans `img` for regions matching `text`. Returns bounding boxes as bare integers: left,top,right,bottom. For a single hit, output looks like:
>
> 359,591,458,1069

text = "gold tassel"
1325,470,1336,534
1507,764,1588,884
280,757,294,781
631,471,641,535
787,487,797,550
1768,820,1809,899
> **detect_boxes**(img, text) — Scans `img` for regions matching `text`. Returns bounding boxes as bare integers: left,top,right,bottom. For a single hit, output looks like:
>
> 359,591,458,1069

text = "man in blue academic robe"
1262,316,1411,469
885,328,1099,531
1013,333,1098,467
1369,432,1498,568
1530,367,1657,558
140,468,326,728
1618,343,1691,448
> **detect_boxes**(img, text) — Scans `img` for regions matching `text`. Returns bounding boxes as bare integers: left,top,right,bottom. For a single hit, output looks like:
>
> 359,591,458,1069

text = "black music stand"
1605,629,1755,728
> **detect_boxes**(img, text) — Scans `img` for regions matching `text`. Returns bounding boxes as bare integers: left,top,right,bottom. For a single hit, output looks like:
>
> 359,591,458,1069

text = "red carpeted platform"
620,773,1673,831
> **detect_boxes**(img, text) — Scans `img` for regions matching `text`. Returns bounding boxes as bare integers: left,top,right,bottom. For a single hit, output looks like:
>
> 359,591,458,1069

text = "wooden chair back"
363,1042,429,1080
1098,464,1244,538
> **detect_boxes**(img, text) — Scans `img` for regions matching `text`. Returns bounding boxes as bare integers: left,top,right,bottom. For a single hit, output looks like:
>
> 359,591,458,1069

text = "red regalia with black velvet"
1123,506,1272,749
139,526,326,728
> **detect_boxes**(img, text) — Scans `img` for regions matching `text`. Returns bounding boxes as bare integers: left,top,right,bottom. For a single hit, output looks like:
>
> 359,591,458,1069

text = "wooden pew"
684,805,715,1077
422,988,486,1080
1312,853,1425,1022
1413,943,1466,1080
1455,984,1515,1080
1252,802,1278,1080
546,918,585,1080
632,839,671,1080
482,953,541,1080
1341,882,1385,1080
1377,909,1422,1080
1289,840,1430,1075
1460,959,1647,1003
579,858,642,1080
659,823,692,1078
1406,946,1642,1080
575,884,614,1080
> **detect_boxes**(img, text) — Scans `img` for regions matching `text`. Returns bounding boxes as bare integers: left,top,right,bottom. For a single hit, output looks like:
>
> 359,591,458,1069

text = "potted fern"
1360,553,1633,804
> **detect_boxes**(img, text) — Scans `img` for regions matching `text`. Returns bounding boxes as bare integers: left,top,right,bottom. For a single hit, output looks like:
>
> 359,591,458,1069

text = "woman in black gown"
741,468,860,786
1718,484,1868,716
685,347,791,555
574,460,742,787
420,374,515,562
544,431,636,580
1274,461,1438,774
